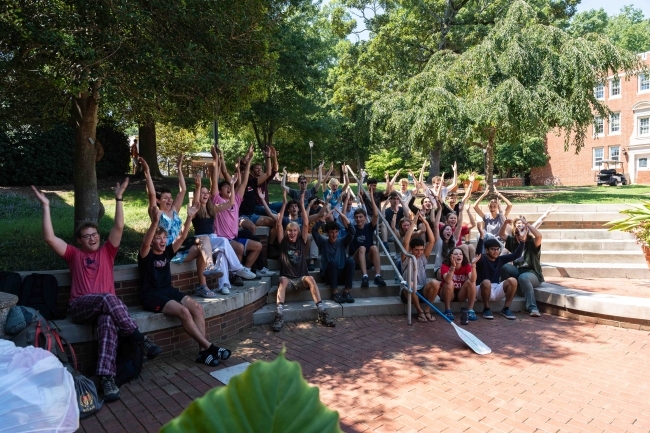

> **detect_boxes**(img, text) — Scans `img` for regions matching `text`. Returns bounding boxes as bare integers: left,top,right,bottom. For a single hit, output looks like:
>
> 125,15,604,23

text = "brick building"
531,51,650,186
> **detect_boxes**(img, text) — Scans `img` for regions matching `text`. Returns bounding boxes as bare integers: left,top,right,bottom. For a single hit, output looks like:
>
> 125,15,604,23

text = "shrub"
96,122,130,179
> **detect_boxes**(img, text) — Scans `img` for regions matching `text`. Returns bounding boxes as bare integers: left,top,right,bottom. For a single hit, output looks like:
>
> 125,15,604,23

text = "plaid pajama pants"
68,294,138,376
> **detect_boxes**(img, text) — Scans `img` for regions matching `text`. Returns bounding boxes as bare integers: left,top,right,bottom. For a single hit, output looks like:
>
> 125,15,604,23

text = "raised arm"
299,191,309,243
532,205,558,229
453,201,465,241
193,173,202,207
418,158,427,187
341,164,350,192
219,146,232,183
258,188,278,221
172,204,197,253
140,206,161,259
210,148,221,197
172,154,187,213
213,177,237,214
370,188,379,228
494,186,513,218
498,218,511,242
421,211,435,257
139,157,157,208
108,178,129,248
473,189,489,219
255,146,273,184
448,162,458,193
31,186,68,257
465,207,476,231
236,157,251,198
280,166,290,193
322,162,333,193
402,215,417,259
276,190,288,244
270,146,279,172
314,160,324,192
433,202,442,244
388,169,402,193
523,216,543,248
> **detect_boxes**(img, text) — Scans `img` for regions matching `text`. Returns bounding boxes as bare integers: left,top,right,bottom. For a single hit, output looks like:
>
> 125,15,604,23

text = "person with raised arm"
400,210,440,323
475,221,524,320
473,185,513,244
271,190,336,332
140,156,223,297
323,163,349,209
349,187,386,288
139,203,232,367
279,161,323,209
498,216,545,317
31,180,161,403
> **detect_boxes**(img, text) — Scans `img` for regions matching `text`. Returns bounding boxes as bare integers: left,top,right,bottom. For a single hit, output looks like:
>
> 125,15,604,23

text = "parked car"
596,160,627,186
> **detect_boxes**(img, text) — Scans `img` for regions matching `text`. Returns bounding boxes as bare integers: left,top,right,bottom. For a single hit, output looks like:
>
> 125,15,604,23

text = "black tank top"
192,216,214,236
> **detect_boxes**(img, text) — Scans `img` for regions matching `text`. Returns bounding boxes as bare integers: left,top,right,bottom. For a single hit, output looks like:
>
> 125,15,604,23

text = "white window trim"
640,74,650,94
609,78,621,99
594,116,604,137
609,112,621,135
593,147,604,170
640,116,650,137
609,146,620,161
638,157,649,171
594,83,605,100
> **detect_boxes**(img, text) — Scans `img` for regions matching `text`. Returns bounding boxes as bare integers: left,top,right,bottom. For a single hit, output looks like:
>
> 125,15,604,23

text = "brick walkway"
545,277,650,299
79,314,650,433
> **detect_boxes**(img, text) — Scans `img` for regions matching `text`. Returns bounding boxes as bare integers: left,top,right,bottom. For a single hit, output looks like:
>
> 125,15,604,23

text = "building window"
610,78,621,97
640,158,648,168
594,83,605,99
641,117,650,136
594,148,604,168
594,116,604,136
641,74,650,92
610,112,620,133
610,146,620,161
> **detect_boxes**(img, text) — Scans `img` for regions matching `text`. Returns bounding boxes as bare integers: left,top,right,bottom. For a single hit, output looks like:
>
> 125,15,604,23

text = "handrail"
345,166,418,325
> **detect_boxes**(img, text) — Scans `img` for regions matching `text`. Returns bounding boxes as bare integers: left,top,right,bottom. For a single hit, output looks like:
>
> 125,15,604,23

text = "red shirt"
63,241,118,301
440,263,473,290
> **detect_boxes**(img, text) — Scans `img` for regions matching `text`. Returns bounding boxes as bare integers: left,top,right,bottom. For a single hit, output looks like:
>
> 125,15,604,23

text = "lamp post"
309,141,314,181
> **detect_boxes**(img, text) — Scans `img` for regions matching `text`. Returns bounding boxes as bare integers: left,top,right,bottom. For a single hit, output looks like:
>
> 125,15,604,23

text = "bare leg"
457,279,477,310
162,299,210,350
369,246,381,276
354,246,367,275
305,276,321,302
503,277,517,308
240,219,256,233
440,281,454,311
230,241,244,263
480,280,492,309
277,277,288,304
421,280,440,315
244,240,262,268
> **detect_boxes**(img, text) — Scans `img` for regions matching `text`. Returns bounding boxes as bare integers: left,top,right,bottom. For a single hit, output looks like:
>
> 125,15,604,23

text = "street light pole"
309,141,314,181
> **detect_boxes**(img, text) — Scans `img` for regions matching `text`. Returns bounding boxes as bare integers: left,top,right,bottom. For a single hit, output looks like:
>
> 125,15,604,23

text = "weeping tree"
373,0,643,191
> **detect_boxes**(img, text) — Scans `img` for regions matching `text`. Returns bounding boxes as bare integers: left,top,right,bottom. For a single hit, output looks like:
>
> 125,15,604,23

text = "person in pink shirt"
31,180,161,403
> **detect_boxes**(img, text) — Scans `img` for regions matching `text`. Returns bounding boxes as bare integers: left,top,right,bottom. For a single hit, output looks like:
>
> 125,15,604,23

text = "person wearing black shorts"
139,204,232,367
271,190,335,331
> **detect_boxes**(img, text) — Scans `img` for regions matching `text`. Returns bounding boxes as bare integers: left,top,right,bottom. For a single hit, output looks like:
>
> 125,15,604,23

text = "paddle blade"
451,322,492,355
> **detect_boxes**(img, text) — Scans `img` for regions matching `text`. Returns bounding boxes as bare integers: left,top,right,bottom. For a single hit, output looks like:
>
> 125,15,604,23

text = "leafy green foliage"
569,6,650,53
605,201,650,247
494,137,549,177
161,351,342,433
96,122,131,179
364,147,425,178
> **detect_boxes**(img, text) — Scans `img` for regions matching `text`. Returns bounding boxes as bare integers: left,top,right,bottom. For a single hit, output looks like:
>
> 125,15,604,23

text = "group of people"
31,144,554,403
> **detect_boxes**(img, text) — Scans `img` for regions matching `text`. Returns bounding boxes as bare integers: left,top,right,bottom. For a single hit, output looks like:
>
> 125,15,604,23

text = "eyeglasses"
81,232,99,240
299,181,307,184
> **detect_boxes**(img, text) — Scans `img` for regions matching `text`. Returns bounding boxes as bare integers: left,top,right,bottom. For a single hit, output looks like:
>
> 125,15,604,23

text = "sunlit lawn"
2,179,648,271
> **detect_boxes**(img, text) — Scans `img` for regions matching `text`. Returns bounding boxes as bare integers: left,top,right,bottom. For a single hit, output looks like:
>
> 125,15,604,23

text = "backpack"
19,273,63,320
114,333,143,386
0,271,22,297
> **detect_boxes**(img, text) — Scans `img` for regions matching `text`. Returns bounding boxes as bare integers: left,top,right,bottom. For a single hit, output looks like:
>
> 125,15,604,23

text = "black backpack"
0,271,22,297
114,334,143,386
19,273,63,320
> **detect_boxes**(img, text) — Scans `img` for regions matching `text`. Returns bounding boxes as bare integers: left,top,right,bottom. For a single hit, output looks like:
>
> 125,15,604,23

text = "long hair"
442,247,469,267
196,188,216,218
440,224,456,259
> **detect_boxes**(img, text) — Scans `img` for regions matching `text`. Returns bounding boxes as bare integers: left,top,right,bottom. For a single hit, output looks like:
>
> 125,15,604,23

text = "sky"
576,0,650,15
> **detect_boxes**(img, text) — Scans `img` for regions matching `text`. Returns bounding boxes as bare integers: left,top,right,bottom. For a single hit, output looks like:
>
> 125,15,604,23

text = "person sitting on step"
272,190,335,332
439,234,483,322
31,181,161,403
139,204,232,367
350,191,386,288
400,210,441,323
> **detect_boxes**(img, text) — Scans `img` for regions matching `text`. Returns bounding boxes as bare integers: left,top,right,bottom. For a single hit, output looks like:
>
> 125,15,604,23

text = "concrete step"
540,239,640,251
504,211,621,223
506,204,632,213
253,295,527,325
537,229,635,240
542,263,650,279
266,282,401,303
541,250,645,264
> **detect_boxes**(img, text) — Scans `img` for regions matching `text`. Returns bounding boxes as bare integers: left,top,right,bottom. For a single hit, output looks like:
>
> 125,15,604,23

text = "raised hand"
187,204,198,219
148,205,162,224
211,146,218,160
263,145,271,157
138,157,150,172
31,185,50,206
300,190,306,204
452,161,457,173
469,172,476,182
477,221,485,237
282,166,287,176
341,163,347,174
319,160,324,169
176,154,184,170
471,254,482,265
246,144,254,159
194,173,201,186
115,178,129,199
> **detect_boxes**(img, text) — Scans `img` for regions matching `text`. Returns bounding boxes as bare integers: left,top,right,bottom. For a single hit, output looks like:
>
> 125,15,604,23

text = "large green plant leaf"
160,350,341,433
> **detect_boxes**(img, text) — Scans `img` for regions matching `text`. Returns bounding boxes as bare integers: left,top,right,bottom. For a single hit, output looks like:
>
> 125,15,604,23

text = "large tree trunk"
427,143,441,183
139,119,163,179
72,85,103,233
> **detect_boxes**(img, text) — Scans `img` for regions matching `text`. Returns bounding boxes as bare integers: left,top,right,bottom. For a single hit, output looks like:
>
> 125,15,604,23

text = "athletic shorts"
239,214,261,224
353,251,374,270
439,288,460,303
141,286,187,313
230,237,249,249
285,276,311,291
476,282,506,302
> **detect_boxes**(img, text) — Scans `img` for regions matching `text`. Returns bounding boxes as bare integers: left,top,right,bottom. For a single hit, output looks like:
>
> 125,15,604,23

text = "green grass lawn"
2,178,648,272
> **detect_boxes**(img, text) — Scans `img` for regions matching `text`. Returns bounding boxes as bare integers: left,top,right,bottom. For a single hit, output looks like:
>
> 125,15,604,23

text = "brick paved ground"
79,313,650,433
545,277,650,299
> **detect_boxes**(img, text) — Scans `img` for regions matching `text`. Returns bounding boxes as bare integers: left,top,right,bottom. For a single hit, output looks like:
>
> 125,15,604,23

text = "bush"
365,148,424,179
0,121,130,186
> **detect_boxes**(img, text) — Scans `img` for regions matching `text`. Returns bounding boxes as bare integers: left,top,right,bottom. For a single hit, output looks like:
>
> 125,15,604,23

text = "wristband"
115,198,123,201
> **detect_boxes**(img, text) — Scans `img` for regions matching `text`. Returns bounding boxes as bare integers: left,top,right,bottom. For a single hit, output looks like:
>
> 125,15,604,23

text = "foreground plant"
605,201,650,248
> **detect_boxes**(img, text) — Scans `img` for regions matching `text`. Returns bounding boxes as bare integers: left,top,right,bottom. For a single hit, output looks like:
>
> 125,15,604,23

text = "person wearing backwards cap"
474,222,524,320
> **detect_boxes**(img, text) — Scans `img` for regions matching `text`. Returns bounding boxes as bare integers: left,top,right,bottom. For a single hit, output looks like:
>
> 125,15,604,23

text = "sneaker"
333,292,344,304
483,308,494,320
317,311,336,327
257,267,275,277
467,310,478,321
308,263,315,272
231,275,245,286
500,307,516,320
142,336,162,360
444,309,454,321
203,264,224,278
195,285,217,298
344,291,355,303
236,267,257,280
361,276,369,288
529,309,541,317
374,275,387,287
272,314,284,332
220,285,231,295
101,376,120,402
460,307,468,325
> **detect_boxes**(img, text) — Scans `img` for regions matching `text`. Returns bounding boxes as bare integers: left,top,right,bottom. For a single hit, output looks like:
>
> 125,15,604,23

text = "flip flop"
213,347,231,361
196,350,220,367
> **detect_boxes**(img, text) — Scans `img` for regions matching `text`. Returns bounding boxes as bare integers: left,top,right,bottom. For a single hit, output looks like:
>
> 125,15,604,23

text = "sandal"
417,312,428,323
194,285,217,298
196,350,220,367
424,312,436,322
209,344,232,361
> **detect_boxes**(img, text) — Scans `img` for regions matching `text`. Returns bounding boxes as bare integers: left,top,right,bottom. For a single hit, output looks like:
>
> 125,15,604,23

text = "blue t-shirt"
323,187,343,208
349,222,376,254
